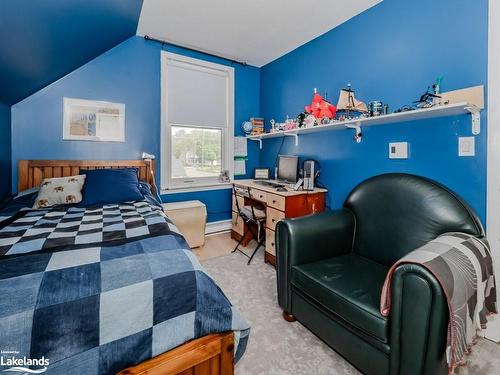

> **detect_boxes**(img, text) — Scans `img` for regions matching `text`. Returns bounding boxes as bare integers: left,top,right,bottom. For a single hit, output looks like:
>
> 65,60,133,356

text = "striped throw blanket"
380,233,497,372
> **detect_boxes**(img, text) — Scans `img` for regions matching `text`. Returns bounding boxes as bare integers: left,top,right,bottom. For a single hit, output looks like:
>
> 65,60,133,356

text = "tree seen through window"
171,126,222,178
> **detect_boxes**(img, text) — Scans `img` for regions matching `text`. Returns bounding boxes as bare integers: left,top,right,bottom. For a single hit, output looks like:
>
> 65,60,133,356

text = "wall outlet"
389,142,408,159
458,137,475,157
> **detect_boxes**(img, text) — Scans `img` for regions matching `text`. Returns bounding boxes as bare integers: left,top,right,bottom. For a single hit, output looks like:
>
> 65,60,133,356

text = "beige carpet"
200,239,500,375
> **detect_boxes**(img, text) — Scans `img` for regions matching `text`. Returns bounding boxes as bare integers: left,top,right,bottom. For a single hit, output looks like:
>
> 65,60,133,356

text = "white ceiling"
137,0,382,67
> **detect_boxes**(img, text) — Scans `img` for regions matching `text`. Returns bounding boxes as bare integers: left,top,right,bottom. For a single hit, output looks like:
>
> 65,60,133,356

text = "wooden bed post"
18,160,29,193
220,332,235,375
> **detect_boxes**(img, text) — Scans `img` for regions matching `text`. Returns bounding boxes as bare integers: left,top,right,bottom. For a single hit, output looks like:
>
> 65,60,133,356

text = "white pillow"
33,175,86,209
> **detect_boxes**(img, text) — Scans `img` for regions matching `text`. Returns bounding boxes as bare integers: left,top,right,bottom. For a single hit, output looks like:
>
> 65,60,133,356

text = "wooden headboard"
18,160,156,193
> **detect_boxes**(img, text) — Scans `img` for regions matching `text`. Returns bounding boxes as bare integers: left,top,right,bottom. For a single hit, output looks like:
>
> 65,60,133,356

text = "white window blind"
167,61,229,128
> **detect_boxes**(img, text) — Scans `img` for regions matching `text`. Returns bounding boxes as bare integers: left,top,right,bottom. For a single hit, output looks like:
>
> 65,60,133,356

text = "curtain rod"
143,35,248,67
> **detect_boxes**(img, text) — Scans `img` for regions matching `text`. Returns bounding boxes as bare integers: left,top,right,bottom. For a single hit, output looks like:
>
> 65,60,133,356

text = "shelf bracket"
345,122,363,143
465,106,481,135
248,137,263,149
284,132,299,146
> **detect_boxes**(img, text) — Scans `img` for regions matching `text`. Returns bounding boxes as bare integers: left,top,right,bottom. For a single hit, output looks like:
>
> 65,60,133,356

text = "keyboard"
254,180,285,188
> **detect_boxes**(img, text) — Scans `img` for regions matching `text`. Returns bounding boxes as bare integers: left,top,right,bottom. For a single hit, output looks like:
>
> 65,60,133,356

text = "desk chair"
232,186,266,264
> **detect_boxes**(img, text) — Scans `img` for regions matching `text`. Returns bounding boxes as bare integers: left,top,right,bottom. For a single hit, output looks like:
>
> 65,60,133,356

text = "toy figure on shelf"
413,86,441,108
296,112,306,127
413,81,442,108
396,77,448,113
304,114,317,127
304,89,337,123
336,84,368,120
297,112,317,128
284,115,298,130
270,118,293,132
269,119,279,132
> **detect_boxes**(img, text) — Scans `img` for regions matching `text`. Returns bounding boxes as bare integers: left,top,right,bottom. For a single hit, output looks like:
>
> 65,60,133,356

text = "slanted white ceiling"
137,0,382,67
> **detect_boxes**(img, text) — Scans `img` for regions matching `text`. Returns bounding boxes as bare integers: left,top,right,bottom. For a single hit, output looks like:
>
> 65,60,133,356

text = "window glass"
171,126,222,179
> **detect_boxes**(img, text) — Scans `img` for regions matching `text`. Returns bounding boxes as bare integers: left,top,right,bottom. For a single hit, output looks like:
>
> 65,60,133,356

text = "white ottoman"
162,200,207,248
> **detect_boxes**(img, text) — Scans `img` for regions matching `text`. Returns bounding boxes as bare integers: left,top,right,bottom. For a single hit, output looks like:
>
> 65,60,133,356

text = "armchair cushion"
291,253,389,343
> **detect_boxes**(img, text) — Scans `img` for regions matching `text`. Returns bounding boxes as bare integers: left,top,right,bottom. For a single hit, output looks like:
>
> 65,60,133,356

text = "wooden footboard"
117,332,234,375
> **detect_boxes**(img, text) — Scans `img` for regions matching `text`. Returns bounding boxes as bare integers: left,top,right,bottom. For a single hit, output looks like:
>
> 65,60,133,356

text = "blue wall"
11,36,261,222
260,0,488,223
0,101,11,200
0,0,143,104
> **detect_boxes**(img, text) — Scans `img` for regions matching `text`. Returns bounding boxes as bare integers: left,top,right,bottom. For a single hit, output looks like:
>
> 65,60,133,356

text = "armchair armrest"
389,264,448,375
275,209,355,313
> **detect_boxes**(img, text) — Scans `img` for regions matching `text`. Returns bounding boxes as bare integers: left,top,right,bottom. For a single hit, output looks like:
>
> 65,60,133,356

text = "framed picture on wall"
63,97,125,142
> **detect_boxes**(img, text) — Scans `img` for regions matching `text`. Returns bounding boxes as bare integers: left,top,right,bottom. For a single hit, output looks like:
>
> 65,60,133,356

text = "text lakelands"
0,356,50,367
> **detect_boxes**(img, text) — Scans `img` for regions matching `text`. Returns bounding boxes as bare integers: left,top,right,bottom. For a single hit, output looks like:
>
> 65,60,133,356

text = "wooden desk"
231,179,327,266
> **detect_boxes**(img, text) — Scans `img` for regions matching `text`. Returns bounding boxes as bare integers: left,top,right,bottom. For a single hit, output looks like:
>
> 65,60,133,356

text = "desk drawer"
234,185,249,197
249,189,267,203
266,229,276,256
267,193,286,211
267,207,285,231
232,194,245,212
232,211,244,235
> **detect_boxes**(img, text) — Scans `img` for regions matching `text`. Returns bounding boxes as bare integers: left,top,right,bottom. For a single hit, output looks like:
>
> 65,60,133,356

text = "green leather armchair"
276,173,484,375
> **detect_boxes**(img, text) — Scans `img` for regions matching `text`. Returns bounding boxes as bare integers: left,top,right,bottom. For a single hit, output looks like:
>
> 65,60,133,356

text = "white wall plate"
458,136,475,157
389,142,408,159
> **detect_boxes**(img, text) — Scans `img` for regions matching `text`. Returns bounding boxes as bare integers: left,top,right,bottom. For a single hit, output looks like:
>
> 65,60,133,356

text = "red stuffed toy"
305,93,336,120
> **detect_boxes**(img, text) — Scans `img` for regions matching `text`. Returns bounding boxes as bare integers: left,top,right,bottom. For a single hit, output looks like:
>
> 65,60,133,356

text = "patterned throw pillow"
32,175,86,209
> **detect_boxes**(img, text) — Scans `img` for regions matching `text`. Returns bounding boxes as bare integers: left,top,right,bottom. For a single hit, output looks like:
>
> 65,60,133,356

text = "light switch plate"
459,137,475,157
389,142,408,159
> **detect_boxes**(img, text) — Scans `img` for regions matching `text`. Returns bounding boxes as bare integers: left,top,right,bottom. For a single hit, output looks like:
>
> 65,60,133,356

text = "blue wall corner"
11,36,261,222
260,0,488,224
0,101,11,200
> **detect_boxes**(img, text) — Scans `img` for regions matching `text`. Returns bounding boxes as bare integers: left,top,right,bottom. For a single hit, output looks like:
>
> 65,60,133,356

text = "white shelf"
247,102,481,148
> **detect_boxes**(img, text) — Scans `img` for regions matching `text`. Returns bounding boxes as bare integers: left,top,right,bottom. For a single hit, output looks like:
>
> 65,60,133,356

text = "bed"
0,160,249,375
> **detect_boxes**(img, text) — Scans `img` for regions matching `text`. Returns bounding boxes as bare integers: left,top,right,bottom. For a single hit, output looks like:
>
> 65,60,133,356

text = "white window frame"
160,51,234,192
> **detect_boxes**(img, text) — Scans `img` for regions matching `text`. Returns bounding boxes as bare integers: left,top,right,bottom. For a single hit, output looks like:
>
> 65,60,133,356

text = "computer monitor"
277,155,299,183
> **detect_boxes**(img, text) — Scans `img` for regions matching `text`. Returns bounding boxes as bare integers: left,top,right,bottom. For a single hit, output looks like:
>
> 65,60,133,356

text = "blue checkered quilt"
0,200,250,374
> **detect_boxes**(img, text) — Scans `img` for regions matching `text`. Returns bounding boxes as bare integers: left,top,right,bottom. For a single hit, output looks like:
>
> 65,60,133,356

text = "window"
161,52,234,190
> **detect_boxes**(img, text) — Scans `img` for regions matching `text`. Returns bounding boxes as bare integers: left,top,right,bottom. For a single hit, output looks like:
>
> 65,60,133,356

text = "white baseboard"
206,219,232,235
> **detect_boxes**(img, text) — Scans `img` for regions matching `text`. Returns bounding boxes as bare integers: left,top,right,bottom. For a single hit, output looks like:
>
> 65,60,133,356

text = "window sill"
160,182,233,195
